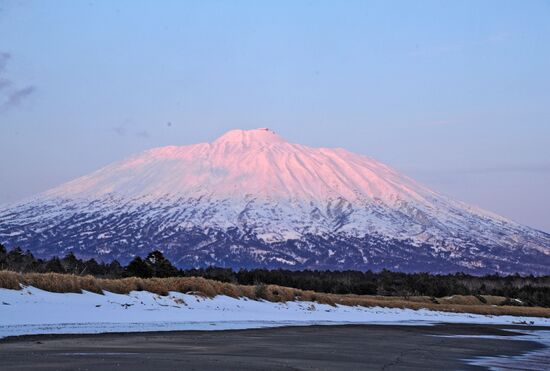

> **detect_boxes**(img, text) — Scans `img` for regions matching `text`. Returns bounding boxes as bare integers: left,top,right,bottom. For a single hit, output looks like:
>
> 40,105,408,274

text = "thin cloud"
394,119,462,129
136,130,150,138
113,125,151,139
406,163,550,176
0,51,35,113
113,125,127,136
408,32,511,58
0,53,12,93
460,163,550,175
481,32,511,45
417,119,461,128
0,78,10,91
1,86,35,111
0,52,10,72
409,43,463,57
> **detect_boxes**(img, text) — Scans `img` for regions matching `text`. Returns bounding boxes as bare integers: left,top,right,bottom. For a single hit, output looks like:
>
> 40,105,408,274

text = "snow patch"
1,286,550,338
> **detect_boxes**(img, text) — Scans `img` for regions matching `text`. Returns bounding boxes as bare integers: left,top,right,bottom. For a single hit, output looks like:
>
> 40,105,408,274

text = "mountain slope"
1,128,549,274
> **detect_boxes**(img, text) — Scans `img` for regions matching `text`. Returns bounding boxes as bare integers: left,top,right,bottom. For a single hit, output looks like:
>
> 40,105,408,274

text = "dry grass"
1,270,549,318
0,270,20,290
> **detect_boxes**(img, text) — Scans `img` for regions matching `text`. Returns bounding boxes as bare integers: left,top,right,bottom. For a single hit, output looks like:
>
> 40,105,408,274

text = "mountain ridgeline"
1,129,549,274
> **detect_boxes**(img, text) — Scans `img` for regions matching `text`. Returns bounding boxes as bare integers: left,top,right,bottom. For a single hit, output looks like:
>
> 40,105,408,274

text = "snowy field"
1,286,550,338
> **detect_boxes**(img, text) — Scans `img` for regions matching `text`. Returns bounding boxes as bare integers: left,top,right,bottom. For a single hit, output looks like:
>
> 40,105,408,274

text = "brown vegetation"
1,270,549,318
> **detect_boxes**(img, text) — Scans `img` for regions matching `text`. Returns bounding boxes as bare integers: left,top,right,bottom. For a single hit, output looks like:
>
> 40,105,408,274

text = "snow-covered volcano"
1,128,549,274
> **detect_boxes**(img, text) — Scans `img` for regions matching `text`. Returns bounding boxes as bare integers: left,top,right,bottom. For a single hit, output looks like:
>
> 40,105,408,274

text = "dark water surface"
0,324,548,370
463,329,550,370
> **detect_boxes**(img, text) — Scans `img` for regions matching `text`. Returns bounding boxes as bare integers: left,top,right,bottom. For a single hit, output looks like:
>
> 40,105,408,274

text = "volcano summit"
1,128,549,274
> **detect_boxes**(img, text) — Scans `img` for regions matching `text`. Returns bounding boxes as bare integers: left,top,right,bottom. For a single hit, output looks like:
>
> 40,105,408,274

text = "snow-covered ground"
1,286,550,338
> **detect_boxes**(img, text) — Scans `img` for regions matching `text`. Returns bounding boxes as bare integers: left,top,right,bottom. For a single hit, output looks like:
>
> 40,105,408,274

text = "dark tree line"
0,246,178,279
1,244,549,307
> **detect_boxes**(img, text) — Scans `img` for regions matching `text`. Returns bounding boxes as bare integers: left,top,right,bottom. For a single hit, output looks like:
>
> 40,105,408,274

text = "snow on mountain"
44,128,437,204
1,128,549,274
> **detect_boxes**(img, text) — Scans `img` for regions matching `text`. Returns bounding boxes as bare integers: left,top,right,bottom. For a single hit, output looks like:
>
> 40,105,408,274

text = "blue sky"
1,0,549,231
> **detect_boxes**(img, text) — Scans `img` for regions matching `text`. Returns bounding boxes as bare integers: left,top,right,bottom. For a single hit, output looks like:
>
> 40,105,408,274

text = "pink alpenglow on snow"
45,128,441,205
1,129,549,274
